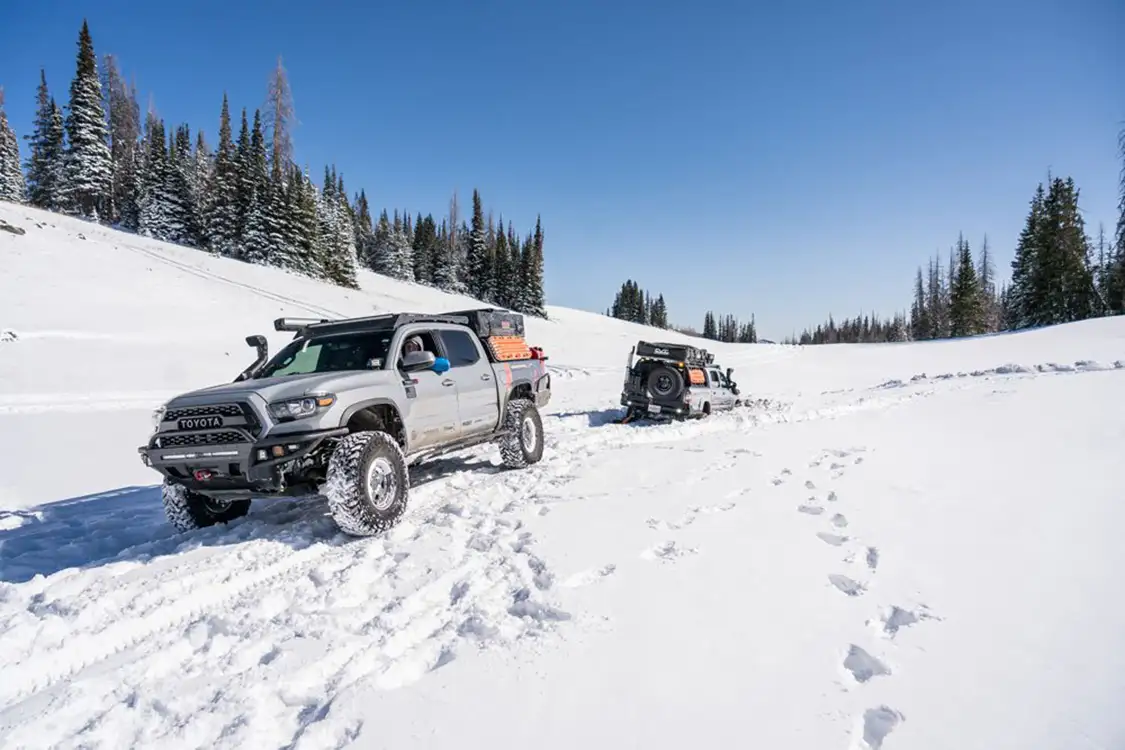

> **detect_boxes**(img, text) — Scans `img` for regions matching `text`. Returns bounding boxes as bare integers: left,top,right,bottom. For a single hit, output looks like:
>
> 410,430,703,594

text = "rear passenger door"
438,328,501,436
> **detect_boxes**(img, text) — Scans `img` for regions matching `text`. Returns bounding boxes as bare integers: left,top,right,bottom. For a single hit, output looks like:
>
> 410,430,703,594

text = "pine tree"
1035,176,1095,325
101,55,141,227
63,20,112,219
949,234,984,337
241,111,272,264
411,213,437,284
433,192,465,292
387,219,414,280
977,234,998,331
290,165,323,277
233,108,253,252
1107,127,1125,314
24,70,67,210
206,95,241,256
492,220,514,307
910,268,929,339
0,89,26,203
187,131,211,240
521,215,547,316
1008,183,1045,328
352,190,375,268
465,189,492,300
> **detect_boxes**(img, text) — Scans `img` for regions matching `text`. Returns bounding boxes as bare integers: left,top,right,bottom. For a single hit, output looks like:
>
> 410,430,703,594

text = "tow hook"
193,469,214,482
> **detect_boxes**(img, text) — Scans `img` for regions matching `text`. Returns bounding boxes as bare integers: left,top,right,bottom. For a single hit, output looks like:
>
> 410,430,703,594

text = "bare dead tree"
264,56,295,172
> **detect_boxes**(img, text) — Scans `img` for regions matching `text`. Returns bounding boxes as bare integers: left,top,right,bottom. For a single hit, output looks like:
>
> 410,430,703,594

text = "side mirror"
432,356,451,374
402,350,437,372
235,334,269,382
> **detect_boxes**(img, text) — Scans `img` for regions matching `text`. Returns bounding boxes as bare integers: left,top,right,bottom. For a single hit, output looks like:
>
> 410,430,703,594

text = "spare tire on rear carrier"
646,365,684,401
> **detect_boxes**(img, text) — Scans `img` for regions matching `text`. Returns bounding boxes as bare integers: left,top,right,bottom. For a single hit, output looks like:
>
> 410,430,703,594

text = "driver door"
396,329,461,451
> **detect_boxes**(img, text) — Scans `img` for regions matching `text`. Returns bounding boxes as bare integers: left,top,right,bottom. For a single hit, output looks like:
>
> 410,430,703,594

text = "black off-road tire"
646,365,684,401
323,430,409,536
499,399,545,469
161,480,251,532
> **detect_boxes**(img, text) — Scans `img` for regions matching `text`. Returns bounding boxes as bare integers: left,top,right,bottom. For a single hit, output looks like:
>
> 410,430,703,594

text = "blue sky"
2,0,1122,339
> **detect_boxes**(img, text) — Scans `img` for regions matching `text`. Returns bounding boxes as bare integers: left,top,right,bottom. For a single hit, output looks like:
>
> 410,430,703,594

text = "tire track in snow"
0,382,957,742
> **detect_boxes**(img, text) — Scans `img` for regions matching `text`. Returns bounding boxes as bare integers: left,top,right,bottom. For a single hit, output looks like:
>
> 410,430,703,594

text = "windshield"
256,331,394,378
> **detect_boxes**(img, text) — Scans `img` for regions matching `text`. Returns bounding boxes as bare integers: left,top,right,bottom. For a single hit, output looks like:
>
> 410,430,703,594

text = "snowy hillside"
2,201,1124,750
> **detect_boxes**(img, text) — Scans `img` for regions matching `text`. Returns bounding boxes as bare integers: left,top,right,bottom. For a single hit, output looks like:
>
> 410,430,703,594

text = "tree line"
0,20,547,317
787,152,1125,345
605,279,758,343
606,279,670,328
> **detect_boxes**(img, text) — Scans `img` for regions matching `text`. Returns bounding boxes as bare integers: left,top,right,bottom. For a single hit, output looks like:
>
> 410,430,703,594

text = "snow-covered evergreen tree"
205,95,240,256
289,165,323,278
24,70,67,211
465,189,493,300
315,168,359,288
62,20,112,219
352,190,375,269
387,218,414,280
520,216,547,317
0,89,26,203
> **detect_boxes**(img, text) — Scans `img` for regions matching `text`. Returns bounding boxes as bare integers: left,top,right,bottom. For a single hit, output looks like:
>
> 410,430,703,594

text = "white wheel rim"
365,457,398,511
521,413,539,451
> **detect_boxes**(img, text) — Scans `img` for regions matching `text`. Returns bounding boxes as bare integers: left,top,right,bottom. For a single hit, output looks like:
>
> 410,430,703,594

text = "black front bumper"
138,427,347,495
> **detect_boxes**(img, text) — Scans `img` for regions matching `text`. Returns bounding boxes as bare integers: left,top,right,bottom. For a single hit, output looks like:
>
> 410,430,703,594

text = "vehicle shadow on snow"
0,455,494,584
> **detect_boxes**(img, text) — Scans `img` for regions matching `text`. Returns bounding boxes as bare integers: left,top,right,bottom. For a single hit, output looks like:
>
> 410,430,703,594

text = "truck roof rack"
635,340,713,366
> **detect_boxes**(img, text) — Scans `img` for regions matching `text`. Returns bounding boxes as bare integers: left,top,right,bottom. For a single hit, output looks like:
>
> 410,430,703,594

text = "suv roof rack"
635,340,714,366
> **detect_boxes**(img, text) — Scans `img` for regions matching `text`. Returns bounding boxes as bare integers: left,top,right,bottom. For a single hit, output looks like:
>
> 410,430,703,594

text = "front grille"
159,431,248,447
166,403,243,420
165,402,263,437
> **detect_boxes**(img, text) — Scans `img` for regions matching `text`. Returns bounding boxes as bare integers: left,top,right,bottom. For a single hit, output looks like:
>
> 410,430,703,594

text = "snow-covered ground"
1,201,1124,750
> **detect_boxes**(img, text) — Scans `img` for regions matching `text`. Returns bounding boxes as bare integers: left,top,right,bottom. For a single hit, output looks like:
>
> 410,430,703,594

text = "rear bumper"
138,427,347,495
620,391,690,417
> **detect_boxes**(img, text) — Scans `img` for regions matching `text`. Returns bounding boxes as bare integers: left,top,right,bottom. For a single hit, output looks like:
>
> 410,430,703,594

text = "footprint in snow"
560,564,617,588
852,706,904,750
843,644,891,683
870,604,937,638
828,574,865,597
805,480,817,490
798,503,824,515
641,540,699,562
827,490,838,502
865,547,879,571
830,513,848,528
817,532,849,546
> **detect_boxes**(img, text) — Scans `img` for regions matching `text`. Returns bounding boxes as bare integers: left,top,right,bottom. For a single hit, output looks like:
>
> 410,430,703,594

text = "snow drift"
1,202,1124,750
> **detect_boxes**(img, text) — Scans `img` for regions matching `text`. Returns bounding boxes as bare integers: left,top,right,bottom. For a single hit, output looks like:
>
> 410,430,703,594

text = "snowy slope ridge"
2,201,1125,750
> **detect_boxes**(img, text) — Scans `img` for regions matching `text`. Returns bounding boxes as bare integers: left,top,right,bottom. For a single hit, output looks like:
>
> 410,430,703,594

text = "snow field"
2,202,1125,749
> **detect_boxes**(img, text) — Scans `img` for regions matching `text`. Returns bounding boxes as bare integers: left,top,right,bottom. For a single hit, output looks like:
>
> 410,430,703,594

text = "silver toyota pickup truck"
139,308,551,536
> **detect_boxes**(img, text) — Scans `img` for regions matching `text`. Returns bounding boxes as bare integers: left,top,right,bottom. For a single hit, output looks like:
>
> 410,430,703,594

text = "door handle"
442,379,455,387
480,373,492,381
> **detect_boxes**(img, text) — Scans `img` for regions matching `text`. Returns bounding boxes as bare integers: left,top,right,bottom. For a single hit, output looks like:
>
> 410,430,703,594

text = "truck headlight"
151,404,167,433
268,393,336,421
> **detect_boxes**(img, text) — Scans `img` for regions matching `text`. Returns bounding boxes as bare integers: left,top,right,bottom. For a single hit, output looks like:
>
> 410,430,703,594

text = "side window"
396,330,440,368
709,370,723,386
439,330,482,367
